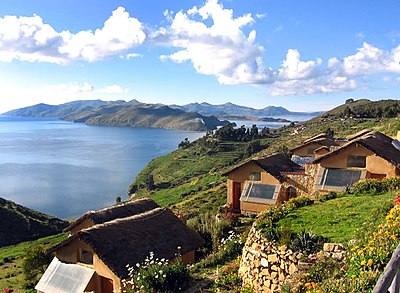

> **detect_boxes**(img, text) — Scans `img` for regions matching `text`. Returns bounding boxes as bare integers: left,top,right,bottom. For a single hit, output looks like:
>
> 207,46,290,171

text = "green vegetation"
276,192,394,243
0,197,68,248
124,252,190,293
3,98,400,292
0,233,66,290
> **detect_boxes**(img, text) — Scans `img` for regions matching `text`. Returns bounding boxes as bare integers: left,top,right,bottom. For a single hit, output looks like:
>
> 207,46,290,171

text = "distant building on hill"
224,130,400,214
311,130,400,192
36,199,204,293
224,153,306,213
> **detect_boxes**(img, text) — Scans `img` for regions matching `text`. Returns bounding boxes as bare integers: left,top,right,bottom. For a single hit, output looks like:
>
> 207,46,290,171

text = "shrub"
318,191,338,202
289,231,325,255
124,251,190,293
352,177,400,195
22,246,51,289
195,230,243,269
285,196,314,211
187,212,231,256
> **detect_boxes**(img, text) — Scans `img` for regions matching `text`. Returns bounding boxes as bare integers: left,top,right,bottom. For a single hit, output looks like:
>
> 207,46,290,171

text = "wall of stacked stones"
239,224,346,292
238,226,302,292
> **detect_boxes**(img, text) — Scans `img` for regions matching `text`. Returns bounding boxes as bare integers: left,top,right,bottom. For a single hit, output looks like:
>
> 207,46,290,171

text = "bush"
187,212,231,257
124,251,190,292
289,231,325,255
318,191,338,202
285,196,314,211
352,177,400,195
195,230,243,269
22,246,51,289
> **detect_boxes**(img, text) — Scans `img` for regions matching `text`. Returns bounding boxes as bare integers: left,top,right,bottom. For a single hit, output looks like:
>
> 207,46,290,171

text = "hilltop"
0,197,68,247
4,100,229,131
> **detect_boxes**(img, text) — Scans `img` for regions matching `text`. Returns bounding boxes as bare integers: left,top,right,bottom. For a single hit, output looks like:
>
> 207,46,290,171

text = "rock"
261,258,269,267
323,242,343,252
271,265,279,271
279,245,288,252
268,254,279,263
289,263,297,274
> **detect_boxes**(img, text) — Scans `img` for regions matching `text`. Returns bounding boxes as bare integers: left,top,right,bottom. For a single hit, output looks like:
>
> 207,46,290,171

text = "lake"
0,116,204,219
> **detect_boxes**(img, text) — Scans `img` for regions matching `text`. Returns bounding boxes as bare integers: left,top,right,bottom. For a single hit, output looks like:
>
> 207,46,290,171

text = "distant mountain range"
4,100,321,131
4,100,229,131
171,102,322,117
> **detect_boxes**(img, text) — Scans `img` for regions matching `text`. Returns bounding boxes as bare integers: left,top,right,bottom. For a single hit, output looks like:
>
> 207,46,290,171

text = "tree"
325,128,334,138
144,174,155,190
178,138,190,149
115,196,122,204
22,246,50,289
345,98,355,104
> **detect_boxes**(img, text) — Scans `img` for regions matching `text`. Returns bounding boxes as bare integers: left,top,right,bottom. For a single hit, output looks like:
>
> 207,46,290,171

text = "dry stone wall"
239,226,303,292
239,224,347,292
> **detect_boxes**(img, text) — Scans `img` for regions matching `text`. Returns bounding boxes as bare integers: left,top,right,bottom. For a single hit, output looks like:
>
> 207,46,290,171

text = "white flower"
136,263,140,267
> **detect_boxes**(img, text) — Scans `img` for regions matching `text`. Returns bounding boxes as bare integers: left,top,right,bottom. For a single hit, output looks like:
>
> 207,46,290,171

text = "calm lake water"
0,116,204,219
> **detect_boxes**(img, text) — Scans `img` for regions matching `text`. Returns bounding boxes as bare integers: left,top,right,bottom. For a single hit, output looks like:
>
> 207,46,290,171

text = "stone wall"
239,224,347,292
239,226,303,292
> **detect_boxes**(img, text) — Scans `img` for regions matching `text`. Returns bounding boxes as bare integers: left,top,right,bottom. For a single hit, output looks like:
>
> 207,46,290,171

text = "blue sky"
0,0,399,113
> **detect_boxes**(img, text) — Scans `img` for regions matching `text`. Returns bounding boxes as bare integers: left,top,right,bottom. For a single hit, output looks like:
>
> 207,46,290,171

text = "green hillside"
130,99,400,216
0,197,68,247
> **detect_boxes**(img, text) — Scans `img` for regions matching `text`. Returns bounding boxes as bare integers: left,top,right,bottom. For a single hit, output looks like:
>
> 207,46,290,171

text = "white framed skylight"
240,182,280,204
315,167,366,191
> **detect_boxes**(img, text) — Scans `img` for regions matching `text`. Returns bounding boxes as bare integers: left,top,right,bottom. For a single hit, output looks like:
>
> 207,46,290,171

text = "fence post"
373,244,400,293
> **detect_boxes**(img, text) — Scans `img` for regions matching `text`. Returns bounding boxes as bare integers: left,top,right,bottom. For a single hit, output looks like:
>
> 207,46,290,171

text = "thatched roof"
313,131,400,168
224,153,304,182
290,137,338,152
54,208,204,279
303,133,328,143
346,129,372,141
64,198,159,232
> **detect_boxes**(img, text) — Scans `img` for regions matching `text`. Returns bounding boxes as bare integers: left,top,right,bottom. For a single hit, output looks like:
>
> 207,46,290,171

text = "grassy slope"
0,197,68,248
132,112,400,216
277,192,395,243
0,233,67,291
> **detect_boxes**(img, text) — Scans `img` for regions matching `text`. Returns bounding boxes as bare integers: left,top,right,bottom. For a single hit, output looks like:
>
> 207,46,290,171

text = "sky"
0,0,399,113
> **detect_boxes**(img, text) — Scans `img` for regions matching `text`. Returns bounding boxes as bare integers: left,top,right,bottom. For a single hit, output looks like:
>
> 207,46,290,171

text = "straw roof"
64,198,159,232
224,153,304,182
54,207,204,279
313,131,400,168
290,137,338,152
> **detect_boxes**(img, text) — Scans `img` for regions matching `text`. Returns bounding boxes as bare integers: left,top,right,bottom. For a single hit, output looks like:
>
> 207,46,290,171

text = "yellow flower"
361,260,366,266
368,259,374,266
351,275,356,279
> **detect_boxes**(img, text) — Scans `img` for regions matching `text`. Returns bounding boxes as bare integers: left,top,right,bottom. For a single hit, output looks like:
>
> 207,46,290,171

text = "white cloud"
0,7,145,63
124,52,143,59
340,42,400,76
95,85,129,94
157,0,269,85
42,82,94,94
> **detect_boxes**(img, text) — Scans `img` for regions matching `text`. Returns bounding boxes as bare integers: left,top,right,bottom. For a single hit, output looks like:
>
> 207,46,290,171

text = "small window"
79,249,93,264
347,155,366,168
248,172,261,181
